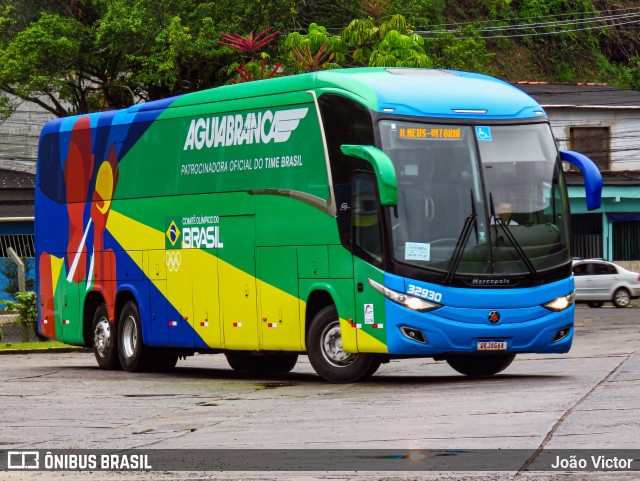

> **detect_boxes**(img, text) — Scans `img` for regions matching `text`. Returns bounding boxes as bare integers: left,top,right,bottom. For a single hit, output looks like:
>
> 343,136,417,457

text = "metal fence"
0,234,35,258
571,213,603,259
613,221,640,261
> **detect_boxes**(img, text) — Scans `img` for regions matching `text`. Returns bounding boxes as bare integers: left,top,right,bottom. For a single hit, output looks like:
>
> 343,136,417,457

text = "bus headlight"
368,279,442,312
543,291,576,312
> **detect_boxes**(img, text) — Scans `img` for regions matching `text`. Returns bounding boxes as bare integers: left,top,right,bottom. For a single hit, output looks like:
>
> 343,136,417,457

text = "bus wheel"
225,352,298,374
307,305,381,383
446,354,516,377
152,351,179,372
118,300,152,372
92,303,120,370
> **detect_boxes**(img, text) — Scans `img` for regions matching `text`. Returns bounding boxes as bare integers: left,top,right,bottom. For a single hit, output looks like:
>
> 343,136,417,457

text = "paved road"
1,306,638,480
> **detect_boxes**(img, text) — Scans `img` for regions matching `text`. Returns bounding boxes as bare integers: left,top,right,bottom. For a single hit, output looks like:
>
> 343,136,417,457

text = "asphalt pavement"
0,306,638,481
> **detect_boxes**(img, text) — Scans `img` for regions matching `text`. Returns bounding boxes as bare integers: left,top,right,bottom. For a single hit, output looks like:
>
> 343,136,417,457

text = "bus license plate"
477,340,507,351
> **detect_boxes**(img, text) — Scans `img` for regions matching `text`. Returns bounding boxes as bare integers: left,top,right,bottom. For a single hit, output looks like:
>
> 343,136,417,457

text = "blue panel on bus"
382,272,574,356
397,275,574,309
370,70,545,119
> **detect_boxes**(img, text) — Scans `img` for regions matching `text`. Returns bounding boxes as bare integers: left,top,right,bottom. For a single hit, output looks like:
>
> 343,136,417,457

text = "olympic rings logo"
166,251,182,272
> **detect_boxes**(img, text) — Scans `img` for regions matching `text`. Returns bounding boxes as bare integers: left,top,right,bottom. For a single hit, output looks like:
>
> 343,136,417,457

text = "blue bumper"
383,274,575,356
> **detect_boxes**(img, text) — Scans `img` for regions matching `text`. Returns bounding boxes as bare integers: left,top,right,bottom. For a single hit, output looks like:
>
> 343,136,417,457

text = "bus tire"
360,357,382,381
225,352,298,374
446,353,516,377
151,351,179,372
307,305,381,383
92,302,120,370
117,300,153,372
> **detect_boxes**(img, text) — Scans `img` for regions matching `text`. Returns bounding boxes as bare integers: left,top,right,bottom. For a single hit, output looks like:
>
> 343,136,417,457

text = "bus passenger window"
318,93,375,251
334,183,352,247
352,173,383,264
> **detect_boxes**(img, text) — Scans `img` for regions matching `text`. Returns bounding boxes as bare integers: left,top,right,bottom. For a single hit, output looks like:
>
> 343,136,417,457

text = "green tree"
3,0,639,117
0,9,97,116
492,0,600,81
284,23,346,73
1,291,37,341
426,25,494,72
342,14,432,67
0,0,296,118
289,0,358,31
387,0,446,28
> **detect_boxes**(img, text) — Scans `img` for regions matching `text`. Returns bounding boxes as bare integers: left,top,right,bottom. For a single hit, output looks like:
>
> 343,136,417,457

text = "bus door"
219,216,259,350
352,173,388,353
145,249,168,346
37,253,59,339
165,247,196,347
257,247,301,351
163,218,222,349
57,274,82,344
44,247,83,344
191,250,221,349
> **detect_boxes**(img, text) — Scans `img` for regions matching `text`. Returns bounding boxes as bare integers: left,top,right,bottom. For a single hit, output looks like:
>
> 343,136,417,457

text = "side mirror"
559,150,603,211
340,145,398,206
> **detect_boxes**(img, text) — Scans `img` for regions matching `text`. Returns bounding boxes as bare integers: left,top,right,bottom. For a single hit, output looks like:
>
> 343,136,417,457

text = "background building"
0,97,52,299
516,82,640,269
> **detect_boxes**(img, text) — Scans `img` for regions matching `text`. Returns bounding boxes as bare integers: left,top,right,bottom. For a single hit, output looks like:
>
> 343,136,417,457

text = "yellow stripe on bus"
50,255,65,296
357,328,388,353
106,209,304,350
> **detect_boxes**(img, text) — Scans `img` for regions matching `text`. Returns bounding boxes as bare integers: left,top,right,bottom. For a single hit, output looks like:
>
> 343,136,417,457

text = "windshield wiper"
444,190,478,284
489,195,537,277
470,188,479,243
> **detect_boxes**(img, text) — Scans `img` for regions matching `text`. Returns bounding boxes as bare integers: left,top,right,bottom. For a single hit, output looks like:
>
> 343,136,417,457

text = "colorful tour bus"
36,68,603,382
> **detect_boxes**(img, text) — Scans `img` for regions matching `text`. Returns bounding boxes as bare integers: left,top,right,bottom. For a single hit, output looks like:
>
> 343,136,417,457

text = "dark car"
572,259,640,308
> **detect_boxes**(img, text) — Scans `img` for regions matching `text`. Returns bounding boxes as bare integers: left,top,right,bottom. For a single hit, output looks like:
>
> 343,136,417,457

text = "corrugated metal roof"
514,82,640,108
0,169,35,189
565,170,640,186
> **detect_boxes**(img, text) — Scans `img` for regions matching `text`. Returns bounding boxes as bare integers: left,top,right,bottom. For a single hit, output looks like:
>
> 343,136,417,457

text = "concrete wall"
617,261,640,272
0,96,55,173
547,107,640,170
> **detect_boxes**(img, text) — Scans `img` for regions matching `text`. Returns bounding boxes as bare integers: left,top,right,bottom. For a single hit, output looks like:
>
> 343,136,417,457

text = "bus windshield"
378,120,570,276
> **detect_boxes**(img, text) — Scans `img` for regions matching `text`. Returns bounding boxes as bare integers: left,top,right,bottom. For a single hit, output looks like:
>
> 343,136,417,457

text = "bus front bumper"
384,302,574,356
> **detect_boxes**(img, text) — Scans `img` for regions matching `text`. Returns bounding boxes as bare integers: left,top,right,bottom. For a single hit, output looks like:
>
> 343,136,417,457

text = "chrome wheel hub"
321,321,357,368
93,318,112,359
122,316,138,359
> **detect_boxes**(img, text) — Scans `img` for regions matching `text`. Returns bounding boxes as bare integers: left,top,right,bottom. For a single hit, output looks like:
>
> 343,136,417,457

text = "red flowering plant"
218,27,281,83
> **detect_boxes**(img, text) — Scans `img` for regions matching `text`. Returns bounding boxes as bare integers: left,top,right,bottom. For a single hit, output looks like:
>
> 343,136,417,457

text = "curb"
0,347,90,356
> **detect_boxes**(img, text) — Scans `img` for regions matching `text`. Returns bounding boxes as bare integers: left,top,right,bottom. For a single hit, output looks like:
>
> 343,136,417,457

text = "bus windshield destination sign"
398,127,462,140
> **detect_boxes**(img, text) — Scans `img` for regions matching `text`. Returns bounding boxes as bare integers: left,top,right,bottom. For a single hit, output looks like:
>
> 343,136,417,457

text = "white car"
572,259,640,308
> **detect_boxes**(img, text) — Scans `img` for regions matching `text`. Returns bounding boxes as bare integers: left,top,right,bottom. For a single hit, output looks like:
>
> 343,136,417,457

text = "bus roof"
41,68,546,137
151,67,546,121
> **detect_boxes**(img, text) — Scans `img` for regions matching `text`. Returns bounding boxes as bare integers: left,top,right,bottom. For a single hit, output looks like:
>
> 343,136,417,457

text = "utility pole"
7,247,25,292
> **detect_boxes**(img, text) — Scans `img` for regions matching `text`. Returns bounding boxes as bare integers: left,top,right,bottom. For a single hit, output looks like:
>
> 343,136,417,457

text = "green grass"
0,340,79,351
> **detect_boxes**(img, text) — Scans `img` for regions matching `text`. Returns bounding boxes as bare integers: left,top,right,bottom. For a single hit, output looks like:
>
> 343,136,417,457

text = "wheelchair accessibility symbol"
475,126,492,141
